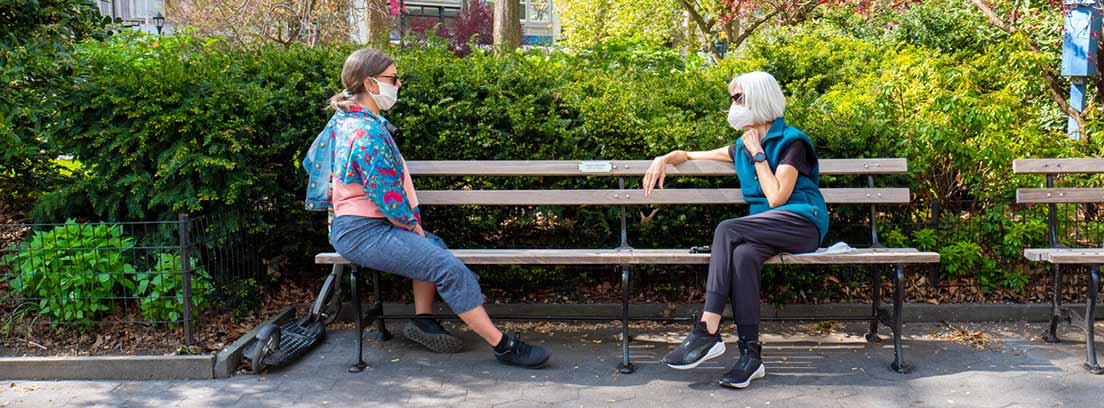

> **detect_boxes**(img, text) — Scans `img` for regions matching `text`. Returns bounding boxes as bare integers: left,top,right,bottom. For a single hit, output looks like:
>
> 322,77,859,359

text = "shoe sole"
402,322,464,354
496,352,551,369
719,364,766,389
666,341,726,370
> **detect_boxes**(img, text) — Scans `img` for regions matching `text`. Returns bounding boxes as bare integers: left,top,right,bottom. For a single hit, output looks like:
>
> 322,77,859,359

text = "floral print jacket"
302,106,420,229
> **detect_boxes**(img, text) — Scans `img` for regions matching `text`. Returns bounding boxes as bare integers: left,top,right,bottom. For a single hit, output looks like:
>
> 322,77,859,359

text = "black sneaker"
494,333,551,368
664,321,726,370
719,338,765,389
403,317,464,353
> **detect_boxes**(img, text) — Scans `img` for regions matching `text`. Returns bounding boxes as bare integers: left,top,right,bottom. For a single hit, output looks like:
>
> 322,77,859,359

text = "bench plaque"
578,160,613,173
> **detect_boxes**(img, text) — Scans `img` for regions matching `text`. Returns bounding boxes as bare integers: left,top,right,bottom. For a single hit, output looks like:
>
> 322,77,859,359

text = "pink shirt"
333,159,420,218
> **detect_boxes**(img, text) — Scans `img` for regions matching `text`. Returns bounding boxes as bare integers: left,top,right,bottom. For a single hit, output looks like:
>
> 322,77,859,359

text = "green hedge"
0,0,106,207
35,3,1104,294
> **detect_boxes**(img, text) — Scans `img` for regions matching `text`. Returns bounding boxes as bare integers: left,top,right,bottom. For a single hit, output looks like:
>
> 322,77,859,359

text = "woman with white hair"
642,71,828,389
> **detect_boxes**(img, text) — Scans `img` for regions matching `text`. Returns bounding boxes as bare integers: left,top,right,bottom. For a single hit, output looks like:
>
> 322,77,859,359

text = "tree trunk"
365,0,391,47
676,0,719,59
493,0,522,53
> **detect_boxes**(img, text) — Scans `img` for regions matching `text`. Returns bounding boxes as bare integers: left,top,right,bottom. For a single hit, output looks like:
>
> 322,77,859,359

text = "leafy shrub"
939,241,989,280
1,221,135,328
211,277,261,319
36,10,1101,295
34,31,352,273
910,229,938,252
133,253,212,325
0,0,106,207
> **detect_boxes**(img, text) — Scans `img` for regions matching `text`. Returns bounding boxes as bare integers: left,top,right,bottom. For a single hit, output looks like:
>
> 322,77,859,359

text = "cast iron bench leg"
891,264,912,374
371,269,392,341
618,265,635,374
1045,264,1063,344
866,267,882,343
349,265,368,372
1084,265,1102,374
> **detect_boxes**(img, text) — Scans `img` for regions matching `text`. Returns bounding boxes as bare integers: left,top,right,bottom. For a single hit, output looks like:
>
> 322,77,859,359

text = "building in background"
95,0,172,34
351,0,559,45
98,0,558,45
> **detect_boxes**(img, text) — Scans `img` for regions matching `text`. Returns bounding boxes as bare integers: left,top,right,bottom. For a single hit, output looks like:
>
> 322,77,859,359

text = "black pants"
704,210,820,325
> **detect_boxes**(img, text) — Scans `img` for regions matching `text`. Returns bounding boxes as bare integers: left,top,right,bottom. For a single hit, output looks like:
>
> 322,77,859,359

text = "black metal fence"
1,199,1100,349
0,212,261,349
444,199,1104,306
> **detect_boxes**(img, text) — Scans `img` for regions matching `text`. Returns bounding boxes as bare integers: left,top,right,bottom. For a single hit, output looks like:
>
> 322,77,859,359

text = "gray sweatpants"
704,210,820,325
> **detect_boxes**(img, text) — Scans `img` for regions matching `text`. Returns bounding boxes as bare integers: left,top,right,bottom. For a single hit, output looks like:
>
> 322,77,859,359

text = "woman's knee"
428,256,477,287
730,245,769,275
731,244,760,259
713,218,744,241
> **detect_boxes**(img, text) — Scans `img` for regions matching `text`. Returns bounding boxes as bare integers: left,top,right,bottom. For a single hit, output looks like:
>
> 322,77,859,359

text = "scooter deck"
247,317,325,369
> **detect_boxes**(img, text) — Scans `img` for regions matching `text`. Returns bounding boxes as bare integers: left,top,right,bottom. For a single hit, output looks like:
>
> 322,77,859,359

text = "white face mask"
369,77,399,111
727,104,753,130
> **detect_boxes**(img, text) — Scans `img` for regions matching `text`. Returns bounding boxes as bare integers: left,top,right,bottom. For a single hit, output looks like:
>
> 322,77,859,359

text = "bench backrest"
1013,158,1104,204
407,158,910,247
1013,158,1104,247
409,159,910,206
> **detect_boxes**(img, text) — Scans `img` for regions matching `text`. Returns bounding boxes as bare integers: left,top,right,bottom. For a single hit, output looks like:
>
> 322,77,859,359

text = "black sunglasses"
730,92,744,104
378,75,402,85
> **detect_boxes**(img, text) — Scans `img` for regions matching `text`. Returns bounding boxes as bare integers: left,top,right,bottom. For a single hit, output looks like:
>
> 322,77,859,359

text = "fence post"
178,214,195,346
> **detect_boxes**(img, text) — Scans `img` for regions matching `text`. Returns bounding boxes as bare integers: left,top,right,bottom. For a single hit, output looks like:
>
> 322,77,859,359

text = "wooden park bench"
1014,158,1103,374
316,158,940,374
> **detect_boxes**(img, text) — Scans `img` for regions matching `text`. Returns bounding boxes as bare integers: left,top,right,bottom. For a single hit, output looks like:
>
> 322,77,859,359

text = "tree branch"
212,1,250,49
731,5,782,49
789,0,822,24
970,0,1011,31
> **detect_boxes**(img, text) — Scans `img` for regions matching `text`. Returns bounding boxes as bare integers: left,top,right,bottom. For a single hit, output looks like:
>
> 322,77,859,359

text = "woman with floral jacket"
303,48,550,368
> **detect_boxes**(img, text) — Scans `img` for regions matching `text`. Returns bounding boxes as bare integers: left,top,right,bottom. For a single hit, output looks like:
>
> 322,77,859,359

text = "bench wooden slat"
417,188,910,206
1024,248,1104,264
408,159,908,177
626,248,938,264
316,249,631,265
1013,158,1104,174
447,249,632,265
1015,188,1104,203
316,248,939,265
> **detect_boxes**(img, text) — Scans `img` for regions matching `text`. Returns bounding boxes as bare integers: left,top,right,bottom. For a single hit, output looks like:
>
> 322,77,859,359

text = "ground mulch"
0,265,1079,357
0,280,316,357
930,321,1002,351
0,202,1090,358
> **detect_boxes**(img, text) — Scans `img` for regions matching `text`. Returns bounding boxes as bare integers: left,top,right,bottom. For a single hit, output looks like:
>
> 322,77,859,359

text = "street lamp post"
153,12,165,36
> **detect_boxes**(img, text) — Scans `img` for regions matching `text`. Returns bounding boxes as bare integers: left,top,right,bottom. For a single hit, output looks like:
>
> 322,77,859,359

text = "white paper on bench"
814,242,855,254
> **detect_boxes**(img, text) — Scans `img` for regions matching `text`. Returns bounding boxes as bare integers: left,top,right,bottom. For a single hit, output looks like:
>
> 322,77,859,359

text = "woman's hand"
412,224,427,238
643,148,731,196
742,128,765,156
643,155,669,197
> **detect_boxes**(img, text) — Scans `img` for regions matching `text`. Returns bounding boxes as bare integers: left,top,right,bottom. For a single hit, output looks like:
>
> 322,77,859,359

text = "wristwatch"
752,152,767,163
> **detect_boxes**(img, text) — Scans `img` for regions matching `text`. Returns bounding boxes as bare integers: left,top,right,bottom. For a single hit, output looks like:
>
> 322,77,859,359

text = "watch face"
754,152,766,162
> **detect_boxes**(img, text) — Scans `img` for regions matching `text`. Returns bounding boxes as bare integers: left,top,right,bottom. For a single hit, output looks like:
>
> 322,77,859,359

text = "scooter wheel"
321,298,342,326
250,323,282,373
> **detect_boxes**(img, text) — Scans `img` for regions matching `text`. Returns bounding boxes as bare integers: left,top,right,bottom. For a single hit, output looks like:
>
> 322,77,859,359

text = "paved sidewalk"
2,320,1102,407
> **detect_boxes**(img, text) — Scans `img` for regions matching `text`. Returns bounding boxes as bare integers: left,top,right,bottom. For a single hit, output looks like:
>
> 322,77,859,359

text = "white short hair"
727,71,786,125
